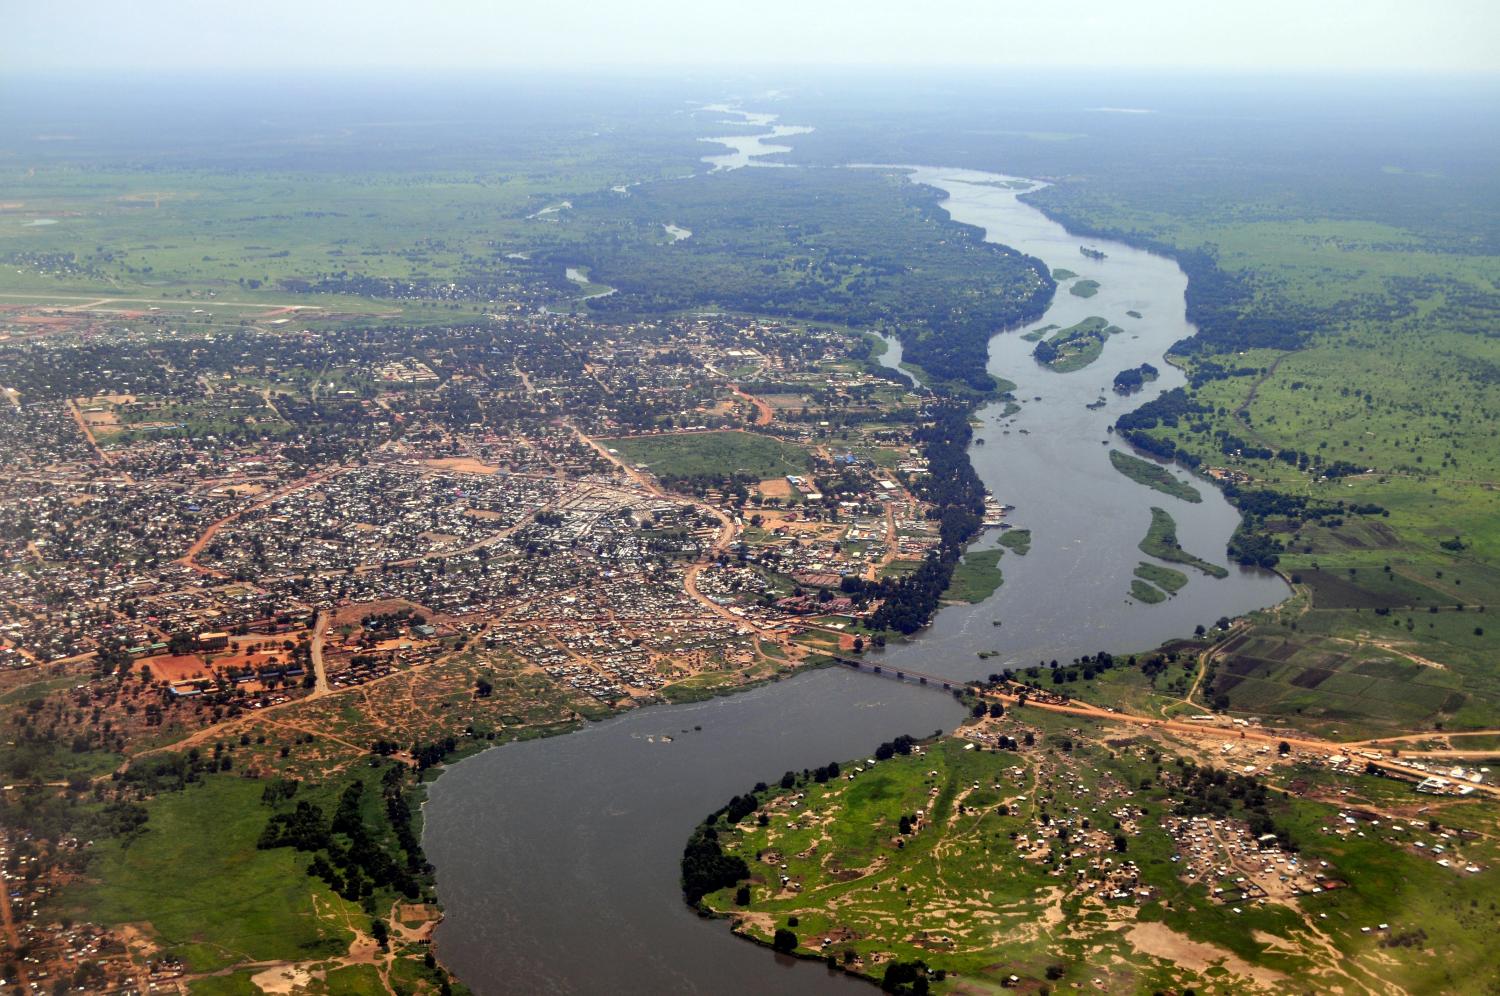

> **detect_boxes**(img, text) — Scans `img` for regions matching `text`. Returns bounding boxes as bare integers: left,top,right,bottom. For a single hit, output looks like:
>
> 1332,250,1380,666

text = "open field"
64,776,355,972
1201,609,1500,736
605,430,811,480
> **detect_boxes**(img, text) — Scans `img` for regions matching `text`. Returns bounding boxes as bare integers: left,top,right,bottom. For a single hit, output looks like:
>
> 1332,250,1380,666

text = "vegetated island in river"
1111,362,1159,395
1031,316,1119,373
997,528,1031,555
1109,449,1202,503
1139,506,1228,577
1130,578,1167,603
1068,278,1101,298
1132,560,1190,602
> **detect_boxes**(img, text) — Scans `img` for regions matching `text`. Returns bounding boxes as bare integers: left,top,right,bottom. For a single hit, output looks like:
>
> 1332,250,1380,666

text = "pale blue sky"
6,0,1497,74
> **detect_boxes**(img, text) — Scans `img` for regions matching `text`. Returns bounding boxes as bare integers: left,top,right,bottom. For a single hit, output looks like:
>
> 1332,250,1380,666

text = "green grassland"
1051,268,1078,280
1068,278,1100,297
605,431,811,479
1139,507,1229,578
1109,449,1202,502
694,712,1500,994
1200,607,1500,737
64,776,355,972
943,548,1003,603
0,167,590,320
0,92,721,321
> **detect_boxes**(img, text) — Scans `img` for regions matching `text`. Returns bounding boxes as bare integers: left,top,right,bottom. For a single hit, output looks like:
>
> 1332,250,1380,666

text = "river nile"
423,136,1288,995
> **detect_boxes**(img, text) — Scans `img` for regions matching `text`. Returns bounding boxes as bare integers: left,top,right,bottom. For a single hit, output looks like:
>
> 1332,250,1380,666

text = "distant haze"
4,0,1498,75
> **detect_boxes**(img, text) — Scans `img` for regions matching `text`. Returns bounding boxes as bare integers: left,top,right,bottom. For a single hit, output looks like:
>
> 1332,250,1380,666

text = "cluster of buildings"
1165,815,1334,905
0,828,142,994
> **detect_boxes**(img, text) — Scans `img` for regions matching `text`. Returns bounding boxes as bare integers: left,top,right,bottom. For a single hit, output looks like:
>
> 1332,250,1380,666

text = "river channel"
424,139,1289,996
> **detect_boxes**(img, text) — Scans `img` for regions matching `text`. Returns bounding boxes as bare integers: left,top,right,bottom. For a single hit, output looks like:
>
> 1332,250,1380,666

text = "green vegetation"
943,548,1004,603
1109,449,1202,503
691,714,1500,993
567,168,1053,393
64,776,354,971
1196,612,1500,737
1139,507,1228,578
1051,267,1078,280
784,81,1500,720
606,431,810,480
1020,323,1058,342
1130,578,1167,603
998,528,1031,555
1068,278,1100,297
325,965,403,995
1135,561,1189,593
1032,316,1113,373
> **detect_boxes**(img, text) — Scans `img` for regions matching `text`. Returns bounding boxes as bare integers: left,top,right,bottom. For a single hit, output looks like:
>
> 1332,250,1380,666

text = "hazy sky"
6,0,1498,74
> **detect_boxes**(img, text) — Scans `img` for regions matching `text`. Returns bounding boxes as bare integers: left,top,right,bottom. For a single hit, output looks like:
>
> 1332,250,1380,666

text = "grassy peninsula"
1139,507,1229,578
944,549,1004,603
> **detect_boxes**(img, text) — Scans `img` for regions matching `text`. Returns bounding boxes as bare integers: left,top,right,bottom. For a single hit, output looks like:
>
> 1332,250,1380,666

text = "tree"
681,827,749,904
1277,741,1291,756
773,928,798,953
881,960,932,995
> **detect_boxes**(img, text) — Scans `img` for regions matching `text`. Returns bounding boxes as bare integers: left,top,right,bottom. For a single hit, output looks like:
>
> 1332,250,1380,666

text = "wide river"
424,154,1289,994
